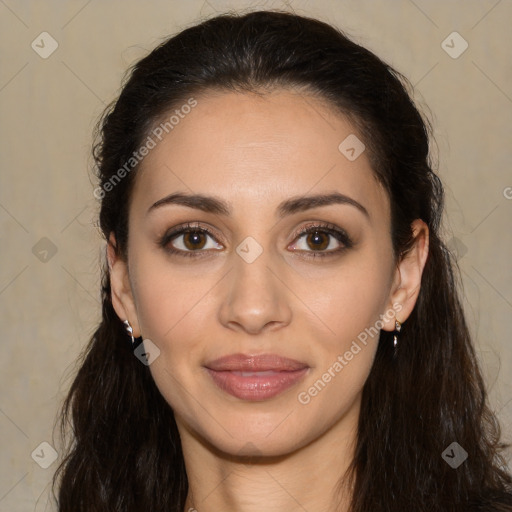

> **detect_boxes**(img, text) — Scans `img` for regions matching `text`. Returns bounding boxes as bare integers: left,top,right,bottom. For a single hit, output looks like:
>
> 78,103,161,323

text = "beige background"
0,0,511,509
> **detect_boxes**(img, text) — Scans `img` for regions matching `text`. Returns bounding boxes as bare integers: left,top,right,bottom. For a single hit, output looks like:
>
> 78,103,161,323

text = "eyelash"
158,221,353,259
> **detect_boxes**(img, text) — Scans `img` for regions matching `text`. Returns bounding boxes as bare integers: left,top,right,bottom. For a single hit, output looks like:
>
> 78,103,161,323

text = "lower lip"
206,368,309,401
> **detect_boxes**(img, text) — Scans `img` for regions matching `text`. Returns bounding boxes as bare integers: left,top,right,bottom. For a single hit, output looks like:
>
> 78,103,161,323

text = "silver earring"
123,320,135,347
393,319,402,348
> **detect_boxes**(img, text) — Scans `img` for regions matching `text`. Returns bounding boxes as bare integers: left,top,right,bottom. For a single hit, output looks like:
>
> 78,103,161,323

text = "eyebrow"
147,191,369,219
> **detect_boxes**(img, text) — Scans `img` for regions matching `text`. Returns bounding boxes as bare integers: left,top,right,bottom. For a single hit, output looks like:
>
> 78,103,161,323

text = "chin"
178,403,326,459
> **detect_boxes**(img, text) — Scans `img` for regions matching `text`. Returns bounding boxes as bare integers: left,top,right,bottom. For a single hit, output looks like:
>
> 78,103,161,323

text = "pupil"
308,231,328,250
185,231,205,249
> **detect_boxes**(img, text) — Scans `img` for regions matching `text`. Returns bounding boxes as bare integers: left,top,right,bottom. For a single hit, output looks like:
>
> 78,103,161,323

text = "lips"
204,353,309,401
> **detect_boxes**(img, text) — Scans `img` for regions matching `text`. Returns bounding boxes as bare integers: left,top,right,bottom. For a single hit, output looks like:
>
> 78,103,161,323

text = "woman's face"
112,88,408,457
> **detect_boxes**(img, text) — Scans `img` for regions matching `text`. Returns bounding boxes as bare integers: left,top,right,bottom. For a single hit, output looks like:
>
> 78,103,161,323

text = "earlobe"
107,232,141,337
382,219,429,331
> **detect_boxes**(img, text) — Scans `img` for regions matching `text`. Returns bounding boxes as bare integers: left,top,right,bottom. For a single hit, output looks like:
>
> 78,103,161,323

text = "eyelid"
159,221,353,257
158,222,223,255
161,221,222,241
288,222,353,253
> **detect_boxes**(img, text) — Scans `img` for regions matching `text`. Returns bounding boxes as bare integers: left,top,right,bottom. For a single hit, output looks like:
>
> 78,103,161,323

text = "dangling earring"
393,319,402,348
123,320,135,347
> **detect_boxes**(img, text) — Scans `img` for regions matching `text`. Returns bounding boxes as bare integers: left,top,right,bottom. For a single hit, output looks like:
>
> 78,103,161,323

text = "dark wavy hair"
51,9,512,512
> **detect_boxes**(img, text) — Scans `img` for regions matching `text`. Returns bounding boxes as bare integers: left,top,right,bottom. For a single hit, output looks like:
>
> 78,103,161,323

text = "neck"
180,406,359,512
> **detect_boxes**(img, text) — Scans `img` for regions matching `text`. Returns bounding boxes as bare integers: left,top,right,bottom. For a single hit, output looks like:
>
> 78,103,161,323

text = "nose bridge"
218,233,292,333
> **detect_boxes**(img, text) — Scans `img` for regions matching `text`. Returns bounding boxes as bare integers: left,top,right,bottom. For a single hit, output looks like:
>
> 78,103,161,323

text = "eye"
158,221,353,259
289,222,353,258
159,222,223,258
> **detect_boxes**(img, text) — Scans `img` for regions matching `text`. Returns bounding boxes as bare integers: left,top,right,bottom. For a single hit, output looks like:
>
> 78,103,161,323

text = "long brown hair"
52,10,512,511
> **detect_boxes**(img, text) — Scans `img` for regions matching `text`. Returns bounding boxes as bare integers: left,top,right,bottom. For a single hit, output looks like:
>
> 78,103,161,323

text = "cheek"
293,282,390,427
293,253,393,397
299,254,393,346
129,253,223,401
131,254,212,342
132,264,212,407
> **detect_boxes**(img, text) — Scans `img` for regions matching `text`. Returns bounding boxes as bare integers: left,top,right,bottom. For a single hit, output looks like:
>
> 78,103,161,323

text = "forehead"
131,89,389,221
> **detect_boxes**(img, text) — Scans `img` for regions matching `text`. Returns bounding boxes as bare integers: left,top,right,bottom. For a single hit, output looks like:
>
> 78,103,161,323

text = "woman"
52,9,512,512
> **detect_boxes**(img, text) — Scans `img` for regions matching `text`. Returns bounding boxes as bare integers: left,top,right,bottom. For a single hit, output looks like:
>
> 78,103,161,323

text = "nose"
218,246,292,335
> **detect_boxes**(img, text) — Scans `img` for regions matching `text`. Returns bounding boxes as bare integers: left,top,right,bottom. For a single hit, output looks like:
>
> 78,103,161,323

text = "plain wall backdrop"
0,0,511,509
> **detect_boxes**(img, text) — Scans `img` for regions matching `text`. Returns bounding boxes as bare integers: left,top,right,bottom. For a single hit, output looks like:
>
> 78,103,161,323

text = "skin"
108,88,429,512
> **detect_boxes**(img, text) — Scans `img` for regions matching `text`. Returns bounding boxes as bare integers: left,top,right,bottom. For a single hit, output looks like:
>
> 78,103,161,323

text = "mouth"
204,353,310,401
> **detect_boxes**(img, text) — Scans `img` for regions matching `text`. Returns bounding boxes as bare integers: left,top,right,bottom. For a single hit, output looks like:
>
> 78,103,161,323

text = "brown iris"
183,231,207,250
306,231,329,251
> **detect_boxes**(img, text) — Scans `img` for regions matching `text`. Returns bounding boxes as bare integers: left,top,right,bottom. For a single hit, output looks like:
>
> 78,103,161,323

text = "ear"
107,232,142,337
381,219,429,331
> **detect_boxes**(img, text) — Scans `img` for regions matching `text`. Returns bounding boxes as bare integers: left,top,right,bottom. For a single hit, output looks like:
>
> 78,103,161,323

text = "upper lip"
205,353,309,372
